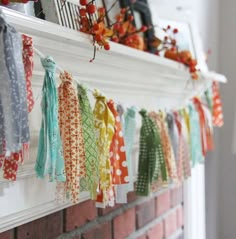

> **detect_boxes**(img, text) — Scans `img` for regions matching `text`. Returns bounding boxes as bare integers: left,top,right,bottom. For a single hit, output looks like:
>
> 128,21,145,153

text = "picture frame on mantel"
147,0,207,71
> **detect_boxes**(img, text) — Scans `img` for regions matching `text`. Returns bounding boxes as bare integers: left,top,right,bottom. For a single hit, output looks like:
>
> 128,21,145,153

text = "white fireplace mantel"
0,7,227,235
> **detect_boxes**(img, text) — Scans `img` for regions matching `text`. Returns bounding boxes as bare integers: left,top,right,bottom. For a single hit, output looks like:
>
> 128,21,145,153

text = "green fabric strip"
77,84,99,200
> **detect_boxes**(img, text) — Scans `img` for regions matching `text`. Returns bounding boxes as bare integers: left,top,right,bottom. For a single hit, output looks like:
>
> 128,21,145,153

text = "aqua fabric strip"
35,56,66,182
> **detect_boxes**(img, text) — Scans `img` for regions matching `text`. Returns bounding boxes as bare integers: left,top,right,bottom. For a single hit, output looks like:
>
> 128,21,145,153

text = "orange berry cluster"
111,8,148,51
153,25,199,80
78,0,112,60
78,1,149,61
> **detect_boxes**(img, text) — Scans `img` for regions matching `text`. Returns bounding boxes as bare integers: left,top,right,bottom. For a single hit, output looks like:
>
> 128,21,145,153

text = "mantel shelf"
1,7,226,109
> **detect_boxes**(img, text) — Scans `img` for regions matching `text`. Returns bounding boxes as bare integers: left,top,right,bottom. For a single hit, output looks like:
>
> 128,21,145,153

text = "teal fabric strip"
35,56,66,182
189,103,204,166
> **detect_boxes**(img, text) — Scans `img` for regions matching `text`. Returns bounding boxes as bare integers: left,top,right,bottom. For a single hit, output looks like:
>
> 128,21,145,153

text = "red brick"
171,186,183,207
0,230,14,239
17,211,62,239
82,222,111,239
137,234,147,239
113,208,136,239
97,204,121,216
71,236,80,239
127,191,138,203
176,207,184,228
147,222,163,239
136,199,155,228
156,190,171,216
164,211,178,237
65,200,97,232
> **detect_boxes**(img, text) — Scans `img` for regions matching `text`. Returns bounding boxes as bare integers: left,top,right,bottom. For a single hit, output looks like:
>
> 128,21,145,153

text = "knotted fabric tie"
212,81,224,127
136,110,167,196
188,104,204,166
166,113,178,161
0,10,29,154
149,112,177,183
77,84,99,200
107,100,129,185
116,106,136,203
35,56,66,182
0,10,30,180
56,71,85,203
93,90,115,207
174,112,191,182
193,97,214,156
22,34,34,113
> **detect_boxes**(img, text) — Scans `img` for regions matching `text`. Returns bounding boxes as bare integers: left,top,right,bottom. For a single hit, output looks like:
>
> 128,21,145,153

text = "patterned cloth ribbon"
35,56,66,182
77,84,99,200
174,112,191,181
212,81,224,127
1,34,34,181
116,106,136,203
136,109,167,196
22,34,34,113
0,10,30,180
56,71,85,203
93,90,115,207
149,111,178,184
188,104,204,166
0,9,29,154
166,113,178,161
107,100,129,185
193,97,214,156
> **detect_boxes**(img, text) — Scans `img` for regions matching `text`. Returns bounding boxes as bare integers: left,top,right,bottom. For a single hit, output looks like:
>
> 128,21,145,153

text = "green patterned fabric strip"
136,109,167,196
77,84,99,200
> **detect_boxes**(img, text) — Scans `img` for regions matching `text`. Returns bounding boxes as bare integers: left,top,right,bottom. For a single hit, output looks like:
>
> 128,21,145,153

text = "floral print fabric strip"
57,71,86,203
35,56,66,182
93,90,115,207
22,34,34,113
212,81,224,127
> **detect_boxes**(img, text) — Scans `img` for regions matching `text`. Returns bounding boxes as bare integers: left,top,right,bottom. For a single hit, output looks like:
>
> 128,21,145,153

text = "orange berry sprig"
110,7,149,51
78,0,113,62
151,24,199,80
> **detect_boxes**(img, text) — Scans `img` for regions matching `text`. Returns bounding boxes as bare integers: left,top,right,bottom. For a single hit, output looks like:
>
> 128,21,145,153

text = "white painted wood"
0,7,226,233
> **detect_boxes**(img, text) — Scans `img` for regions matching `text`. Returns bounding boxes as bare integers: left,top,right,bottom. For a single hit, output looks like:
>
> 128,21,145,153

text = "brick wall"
0,186,184,239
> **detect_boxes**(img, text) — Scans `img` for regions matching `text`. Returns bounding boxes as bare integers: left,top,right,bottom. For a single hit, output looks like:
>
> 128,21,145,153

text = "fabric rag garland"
35,56,66,182
0,9,30,181
0,10,226,209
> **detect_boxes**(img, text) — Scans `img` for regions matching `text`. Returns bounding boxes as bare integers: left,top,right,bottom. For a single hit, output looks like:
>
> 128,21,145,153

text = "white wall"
218,0,236,238
151,1,221,239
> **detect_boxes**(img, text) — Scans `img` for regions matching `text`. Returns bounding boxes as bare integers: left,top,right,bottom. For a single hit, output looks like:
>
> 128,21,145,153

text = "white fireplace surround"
0,7,226,239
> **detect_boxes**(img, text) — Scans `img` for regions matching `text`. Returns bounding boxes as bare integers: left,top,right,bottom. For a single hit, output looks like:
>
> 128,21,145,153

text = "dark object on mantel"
119,0,156,53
